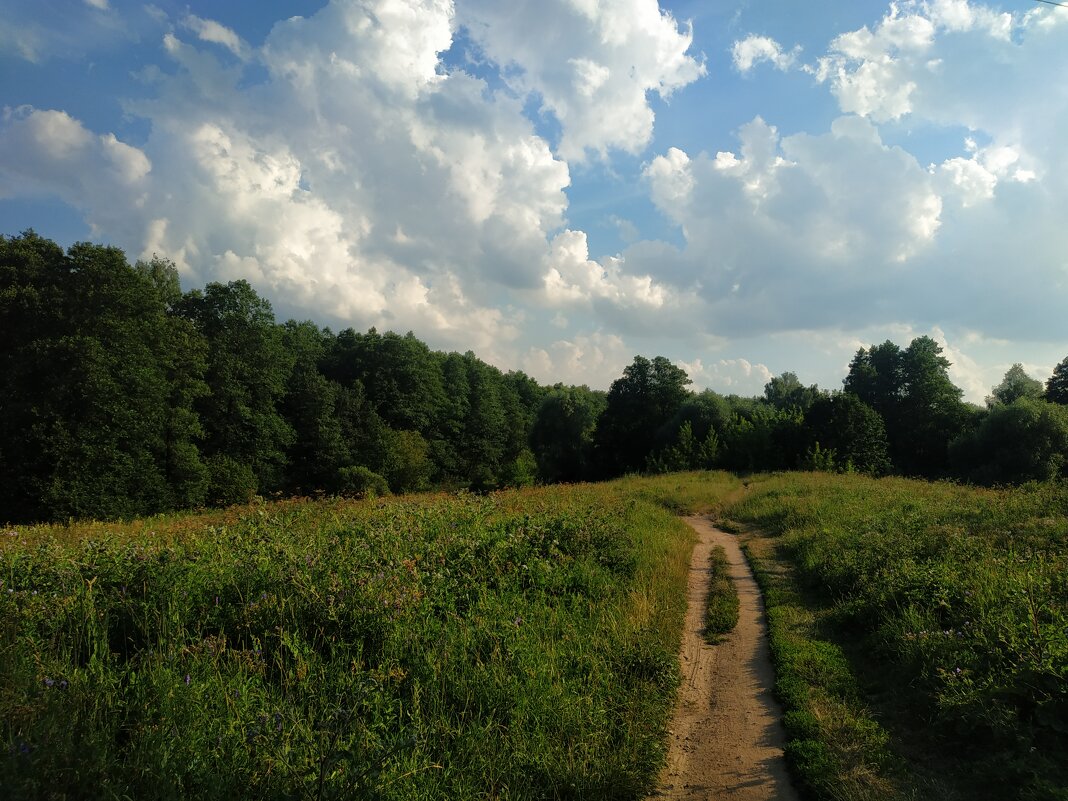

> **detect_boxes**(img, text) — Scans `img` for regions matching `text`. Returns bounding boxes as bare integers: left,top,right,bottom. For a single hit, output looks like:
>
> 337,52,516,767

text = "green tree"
1046,356,1068,405
595,356,692,476
804,392,891,475
176,281,295,494
279,321,349,494
950,399,1068,484
530,385,606,483
324,328,446,434
896,336,969,476
0,234,202,520
987,363,1043,407
763,371,822,412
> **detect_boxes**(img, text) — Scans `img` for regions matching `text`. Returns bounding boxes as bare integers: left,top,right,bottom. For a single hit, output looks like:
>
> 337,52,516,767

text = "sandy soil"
648,516,799,801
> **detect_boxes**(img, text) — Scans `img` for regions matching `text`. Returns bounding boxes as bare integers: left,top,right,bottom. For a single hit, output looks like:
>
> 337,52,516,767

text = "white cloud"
676,356,773,395
457,0,705,160
643,114,943,301
543,229,671,309
731,35,799,73
83,0,109,9
0,1,581,355
0,107,151,235
182,15,250,60
522,332,631,388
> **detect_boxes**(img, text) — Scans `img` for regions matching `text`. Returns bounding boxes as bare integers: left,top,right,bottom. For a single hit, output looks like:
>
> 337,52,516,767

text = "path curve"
648,516,799,801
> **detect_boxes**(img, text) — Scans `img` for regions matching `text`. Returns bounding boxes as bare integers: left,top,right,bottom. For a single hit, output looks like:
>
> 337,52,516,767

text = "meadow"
2,470,1065,800
0,482,729,800
723,473,1068,801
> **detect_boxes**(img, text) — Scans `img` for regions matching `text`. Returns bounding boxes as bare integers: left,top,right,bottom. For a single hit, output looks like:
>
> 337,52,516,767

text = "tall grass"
1,485,694,800
728,473,1068,801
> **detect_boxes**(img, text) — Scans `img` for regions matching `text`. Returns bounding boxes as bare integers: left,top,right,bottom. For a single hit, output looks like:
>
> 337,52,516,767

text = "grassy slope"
1,484,708,800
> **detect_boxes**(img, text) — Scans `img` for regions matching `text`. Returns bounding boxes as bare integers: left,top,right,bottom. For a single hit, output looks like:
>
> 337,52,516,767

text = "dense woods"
3,231,1068,523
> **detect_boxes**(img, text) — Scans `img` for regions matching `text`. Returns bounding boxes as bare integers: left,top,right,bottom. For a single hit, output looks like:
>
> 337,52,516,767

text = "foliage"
986,363,1044,408
595,356,692,475
764,372,823,413
845,336,971,477
530,385,606,483
803,392,890,475
950,398,1068,484
336,466,390,499
206,455,258,507
1046,356,1068,405
0,484,693,800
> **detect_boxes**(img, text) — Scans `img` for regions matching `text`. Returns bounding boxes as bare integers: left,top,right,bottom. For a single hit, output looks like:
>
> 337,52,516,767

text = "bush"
205,455,258,507
336,465,390,499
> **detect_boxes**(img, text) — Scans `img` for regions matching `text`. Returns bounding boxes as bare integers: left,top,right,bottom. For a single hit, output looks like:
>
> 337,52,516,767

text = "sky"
1,0,1066,402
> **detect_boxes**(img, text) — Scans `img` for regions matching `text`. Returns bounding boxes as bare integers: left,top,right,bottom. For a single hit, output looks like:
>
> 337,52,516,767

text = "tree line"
2,231,1067,523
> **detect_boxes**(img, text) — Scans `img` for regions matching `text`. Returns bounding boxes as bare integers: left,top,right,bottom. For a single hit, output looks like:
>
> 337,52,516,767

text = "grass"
724,472,1068,801
703,545,739,643
0,484,696,800
5,468,1063,800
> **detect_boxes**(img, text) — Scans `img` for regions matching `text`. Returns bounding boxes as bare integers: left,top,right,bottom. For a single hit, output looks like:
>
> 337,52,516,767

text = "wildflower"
185,674,191,685
59,680,68,689
44,677,54,688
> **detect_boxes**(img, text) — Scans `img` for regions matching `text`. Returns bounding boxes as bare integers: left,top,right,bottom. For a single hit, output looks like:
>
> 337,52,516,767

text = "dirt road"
648,516,799,801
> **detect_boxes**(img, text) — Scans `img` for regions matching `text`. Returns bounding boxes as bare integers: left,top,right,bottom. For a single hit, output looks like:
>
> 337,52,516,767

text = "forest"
3,230,1068,524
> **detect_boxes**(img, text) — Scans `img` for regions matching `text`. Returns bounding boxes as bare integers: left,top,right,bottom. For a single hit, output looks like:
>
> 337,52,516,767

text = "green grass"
726,473,1068,801
0,484,696,800
703,545,739,643
5,469,1063,800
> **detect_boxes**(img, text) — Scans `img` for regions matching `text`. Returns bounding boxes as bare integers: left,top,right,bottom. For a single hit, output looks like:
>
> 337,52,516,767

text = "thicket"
4,231,1068,524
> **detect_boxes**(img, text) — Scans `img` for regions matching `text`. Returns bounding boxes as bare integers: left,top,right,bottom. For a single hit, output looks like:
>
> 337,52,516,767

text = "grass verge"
703,545,739,644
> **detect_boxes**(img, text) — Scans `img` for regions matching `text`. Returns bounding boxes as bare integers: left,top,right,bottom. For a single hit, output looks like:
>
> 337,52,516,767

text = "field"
2,471,1066,800
0,481,744,800
724,473,1068,801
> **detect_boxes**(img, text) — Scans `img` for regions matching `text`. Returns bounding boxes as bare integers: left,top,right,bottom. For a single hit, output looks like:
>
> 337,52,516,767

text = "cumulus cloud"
543,229,671,309
731,35,800,73
457,0,705,160
643,114,943,312
0,0,700,361
0,107,151,235
522,331,632,388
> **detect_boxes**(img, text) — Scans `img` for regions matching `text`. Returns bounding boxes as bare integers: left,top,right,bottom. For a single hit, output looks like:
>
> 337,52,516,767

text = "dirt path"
648,516,799,801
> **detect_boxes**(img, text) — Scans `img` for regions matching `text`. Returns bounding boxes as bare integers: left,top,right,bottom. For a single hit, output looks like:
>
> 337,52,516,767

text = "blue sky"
1,0,1066,401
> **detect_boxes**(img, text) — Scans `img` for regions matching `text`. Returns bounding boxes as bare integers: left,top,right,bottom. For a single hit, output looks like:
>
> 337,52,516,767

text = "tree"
804,393,891,475
987,364,1043,407
530,385,606,483
1046,356,1068,405
0,234,203,520
763,372,822,413
950,399,1068,484
895,336,969,476
843,340,904,421
594,356,692,476
279,321,349,494
176,281,295,493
